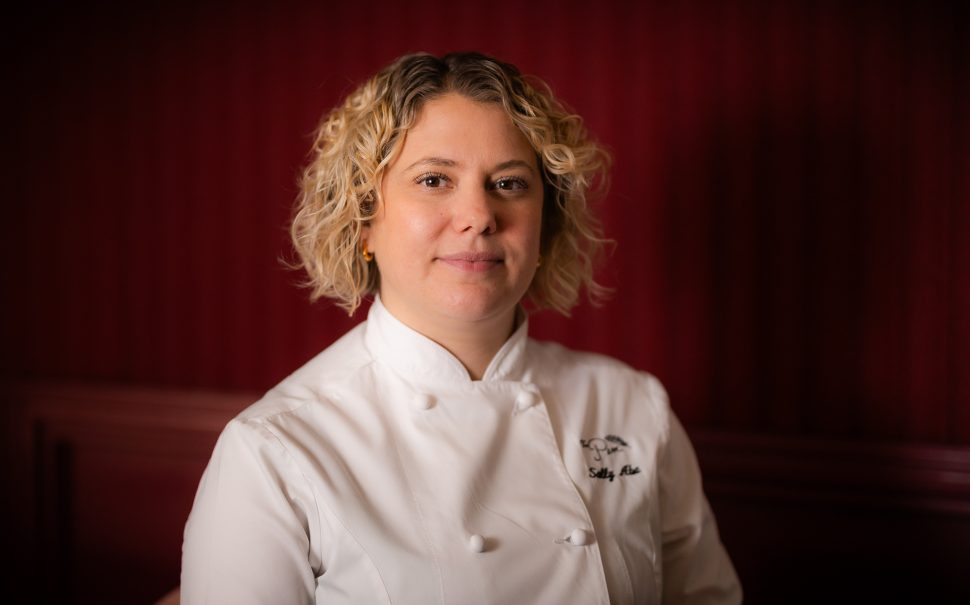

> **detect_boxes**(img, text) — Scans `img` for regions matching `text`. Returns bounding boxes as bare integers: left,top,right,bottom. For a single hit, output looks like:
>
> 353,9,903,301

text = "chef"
181,51,742,604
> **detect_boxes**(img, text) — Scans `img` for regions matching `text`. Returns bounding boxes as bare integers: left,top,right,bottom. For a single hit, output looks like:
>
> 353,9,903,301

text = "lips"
437,251,504,272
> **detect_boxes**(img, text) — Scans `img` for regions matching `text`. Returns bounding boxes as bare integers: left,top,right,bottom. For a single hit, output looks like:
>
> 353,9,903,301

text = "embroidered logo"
580,434,641,482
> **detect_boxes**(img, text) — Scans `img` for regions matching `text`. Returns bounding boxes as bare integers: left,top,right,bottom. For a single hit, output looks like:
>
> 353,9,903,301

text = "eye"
416,172,449,188
493,176,529,191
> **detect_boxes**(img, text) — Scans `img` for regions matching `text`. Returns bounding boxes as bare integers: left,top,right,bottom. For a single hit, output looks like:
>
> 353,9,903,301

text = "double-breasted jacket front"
181,299,741,604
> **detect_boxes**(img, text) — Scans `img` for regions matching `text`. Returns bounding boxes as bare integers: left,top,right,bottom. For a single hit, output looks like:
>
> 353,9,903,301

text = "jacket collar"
363,296,530,384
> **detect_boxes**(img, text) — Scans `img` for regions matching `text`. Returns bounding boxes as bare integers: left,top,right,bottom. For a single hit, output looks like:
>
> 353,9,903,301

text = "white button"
413,393,435,411
515,390,539,412
569,528,590,546
468,534,486,553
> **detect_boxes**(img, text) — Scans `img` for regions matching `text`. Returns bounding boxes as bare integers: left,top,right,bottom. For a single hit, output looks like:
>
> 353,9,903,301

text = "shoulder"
235,321,375,424
527,338,671,427
527,337,667,394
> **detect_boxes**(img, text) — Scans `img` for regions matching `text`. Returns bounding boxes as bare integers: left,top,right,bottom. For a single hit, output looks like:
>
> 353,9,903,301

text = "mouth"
436,251,504,273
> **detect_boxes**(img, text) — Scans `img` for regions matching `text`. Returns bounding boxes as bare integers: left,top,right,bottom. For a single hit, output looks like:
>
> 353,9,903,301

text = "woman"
181,51,741,604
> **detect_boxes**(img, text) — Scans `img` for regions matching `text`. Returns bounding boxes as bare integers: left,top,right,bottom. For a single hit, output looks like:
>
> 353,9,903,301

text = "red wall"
5,0,969,442
5,3,970,603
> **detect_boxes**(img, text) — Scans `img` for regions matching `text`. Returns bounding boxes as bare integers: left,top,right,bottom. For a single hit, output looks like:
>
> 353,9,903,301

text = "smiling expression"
364,93,544,334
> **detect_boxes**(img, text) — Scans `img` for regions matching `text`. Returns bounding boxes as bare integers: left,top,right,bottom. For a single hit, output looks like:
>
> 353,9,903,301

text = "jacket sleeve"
657,405,742,604
181,418,319,604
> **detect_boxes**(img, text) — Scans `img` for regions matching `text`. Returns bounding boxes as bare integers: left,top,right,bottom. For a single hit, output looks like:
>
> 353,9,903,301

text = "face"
364,93,543,333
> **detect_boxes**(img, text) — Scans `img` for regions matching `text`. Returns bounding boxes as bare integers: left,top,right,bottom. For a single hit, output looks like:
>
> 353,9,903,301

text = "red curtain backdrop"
5,0,968,442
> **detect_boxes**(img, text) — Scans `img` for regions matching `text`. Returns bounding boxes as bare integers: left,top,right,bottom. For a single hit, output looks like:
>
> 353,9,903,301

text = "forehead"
395,93,537,167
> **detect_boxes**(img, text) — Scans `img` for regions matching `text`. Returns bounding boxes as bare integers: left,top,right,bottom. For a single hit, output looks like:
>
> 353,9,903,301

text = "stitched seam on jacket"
254,416,393,605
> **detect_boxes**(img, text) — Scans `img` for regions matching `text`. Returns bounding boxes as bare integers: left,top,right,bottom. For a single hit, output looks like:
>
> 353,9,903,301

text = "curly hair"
291,51,610,315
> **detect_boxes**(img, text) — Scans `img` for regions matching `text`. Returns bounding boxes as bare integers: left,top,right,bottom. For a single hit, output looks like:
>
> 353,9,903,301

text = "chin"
439,289,519,324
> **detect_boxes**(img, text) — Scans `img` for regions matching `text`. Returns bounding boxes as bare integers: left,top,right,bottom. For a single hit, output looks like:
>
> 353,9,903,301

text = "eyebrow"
493,159,536,174
403,157,536,174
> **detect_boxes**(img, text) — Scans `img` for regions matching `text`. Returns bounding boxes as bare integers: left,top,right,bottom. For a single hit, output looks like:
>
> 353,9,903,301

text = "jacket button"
515,390,539,412
413,393,435,411
569,528,590,546
468,534,486,553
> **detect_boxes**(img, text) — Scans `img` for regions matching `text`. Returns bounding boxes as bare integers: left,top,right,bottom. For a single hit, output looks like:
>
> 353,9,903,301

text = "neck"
379,300,517,380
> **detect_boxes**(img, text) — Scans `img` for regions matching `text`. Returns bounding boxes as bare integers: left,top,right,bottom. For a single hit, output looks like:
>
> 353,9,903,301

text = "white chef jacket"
181,298,741,604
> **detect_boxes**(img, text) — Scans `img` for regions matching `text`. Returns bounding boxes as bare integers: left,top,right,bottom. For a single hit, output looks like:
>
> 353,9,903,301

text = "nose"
453,186,497,235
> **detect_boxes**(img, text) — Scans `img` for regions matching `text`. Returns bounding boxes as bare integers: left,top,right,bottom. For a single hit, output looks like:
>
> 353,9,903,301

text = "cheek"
378,204,448,255
532,206,545,237
392,211,446,246
512,204,544,243
403,211,445,240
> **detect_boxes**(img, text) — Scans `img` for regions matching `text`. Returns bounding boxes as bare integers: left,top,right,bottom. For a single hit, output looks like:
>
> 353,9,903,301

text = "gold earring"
536,254,542,267
362,242,374,262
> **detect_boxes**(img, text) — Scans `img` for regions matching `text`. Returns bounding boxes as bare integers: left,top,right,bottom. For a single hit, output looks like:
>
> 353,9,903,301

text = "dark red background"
6,0,968,442
3,1,969,602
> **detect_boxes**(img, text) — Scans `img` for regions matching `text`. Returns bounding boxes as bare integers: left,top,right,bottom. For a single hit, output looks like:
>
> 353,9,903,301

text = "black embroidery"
580,434,641,482
589,466,616,482
588,465,640,481
620,464,641,477
580,437,625,462
605,434,629,447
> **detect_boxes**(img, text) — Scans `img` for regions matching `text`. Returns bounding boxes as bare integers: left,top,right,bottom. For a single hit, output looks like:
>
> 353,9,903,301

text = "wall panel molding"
4,383,970,603
692,429,970,516
5,383,253,605
691,430,970,604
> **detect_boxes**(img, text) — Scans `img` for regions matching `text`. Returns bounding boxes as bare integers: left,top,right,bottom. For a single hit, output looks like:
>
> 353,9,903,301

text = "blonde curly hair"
291,51,610,315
